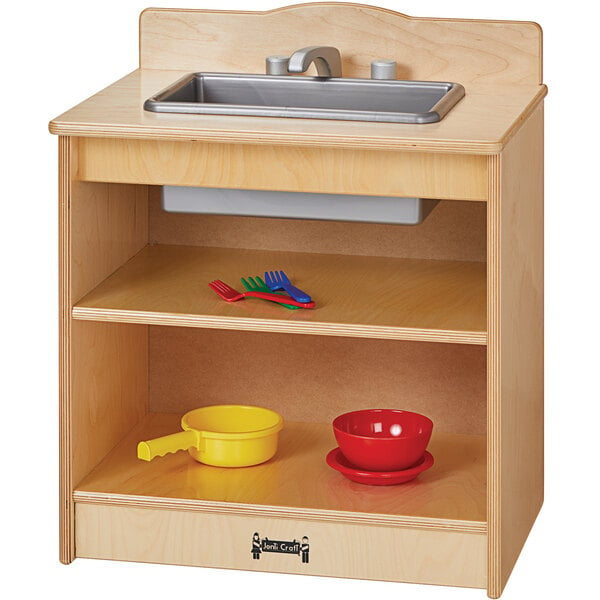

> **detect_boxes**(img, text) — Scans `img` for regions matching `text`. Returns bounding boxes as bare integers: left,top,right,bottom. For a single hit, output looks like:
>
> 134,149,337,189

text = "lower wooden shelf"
74,414,486,533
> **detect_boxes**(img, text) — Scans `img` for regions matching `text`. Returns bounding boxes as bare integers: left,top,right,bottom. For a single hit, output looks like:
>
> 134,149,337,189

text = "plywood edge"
487,153,501,597
48,80,546,154
496,105,544,596
139,2,544,43
492,507,543,593
487,104,544,597
59,136,74,564
71,308,487,346
48,69,138,132
47,121,504,154
498,86,547,150
139,1,538,24
73,493,486,534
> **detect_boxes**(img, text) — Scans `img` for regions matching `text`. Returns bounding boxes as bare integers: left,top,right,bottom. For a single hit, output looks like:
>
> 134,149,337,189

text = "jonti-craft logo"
251,532,310,563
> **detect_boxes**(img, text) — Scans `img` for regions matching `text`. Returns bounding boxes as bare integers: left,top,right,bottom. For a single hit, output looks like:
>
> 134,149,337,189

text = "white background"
1,1,598,599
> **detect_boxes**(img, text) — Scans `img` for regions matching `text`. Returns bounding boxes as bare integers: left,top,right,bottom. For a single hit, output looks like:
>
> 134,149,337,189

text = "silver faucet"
287,46,342,78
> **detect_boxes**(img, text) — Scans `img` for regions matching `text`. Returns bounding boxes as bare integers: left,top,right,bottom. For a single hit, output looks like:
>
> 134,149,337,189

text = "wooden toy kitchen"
49,4,545,597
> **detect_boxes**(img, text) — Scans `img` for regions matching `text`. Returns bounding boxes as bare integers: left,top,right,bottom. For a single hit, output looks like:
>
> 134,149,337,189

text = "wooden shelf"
72,244,487,345
74,415,486,533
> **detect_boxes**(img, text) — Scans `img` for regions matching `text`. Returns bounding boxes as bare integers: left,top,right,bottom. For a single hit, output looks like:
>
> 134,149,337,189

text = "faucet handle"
266,55,290,75
371,60,397,80
288,46,342,78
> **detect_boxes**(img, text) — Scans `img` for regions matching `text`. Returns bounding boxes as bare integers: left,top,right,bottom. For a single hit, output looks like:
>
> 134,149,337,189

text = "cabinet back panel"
149,187,486,262
148,327,486,435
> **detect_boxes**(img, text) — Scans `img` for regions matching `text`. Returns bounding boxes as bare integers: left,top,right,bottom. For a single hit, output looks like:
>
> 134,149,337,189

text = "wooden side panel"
77,138,488,201
149,189,488,263
59,139,150,563
71,321,147,488
149,328,487,436
69,148,151,484
487,105,544,597
70,180,148,303
140,3,542,85
75,504,487,588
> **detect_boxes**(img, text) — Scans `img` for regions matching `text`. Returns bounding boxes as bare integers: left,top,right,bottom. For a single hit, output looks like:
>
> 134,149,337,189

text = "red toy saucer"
326,448,434,485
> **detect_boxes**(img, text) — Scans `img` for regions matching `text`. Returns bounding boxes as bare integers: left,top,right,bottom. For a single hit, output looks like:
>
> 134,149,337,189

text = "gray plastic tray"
161,186,439,225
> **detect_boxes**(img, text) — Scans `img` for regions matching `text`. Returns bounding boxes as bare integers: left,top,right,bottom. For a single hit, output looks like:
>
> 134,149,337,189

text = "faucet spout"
287,46,342,78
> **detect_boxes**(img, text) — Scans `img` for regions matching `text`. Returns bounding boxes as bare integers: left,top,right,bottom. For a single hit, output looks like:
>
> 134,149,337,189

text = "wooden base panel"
75,503,487,589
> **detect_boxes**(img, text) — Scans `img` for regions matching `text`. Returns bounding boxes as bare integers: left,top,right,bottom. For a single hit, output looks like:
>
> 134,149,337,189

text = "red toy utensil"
208,280,315,309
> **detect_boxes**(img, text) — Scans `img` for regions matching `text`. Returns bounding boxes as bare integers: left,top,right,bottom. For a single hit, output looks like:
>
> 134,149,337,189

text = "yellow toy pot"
137,405,284,467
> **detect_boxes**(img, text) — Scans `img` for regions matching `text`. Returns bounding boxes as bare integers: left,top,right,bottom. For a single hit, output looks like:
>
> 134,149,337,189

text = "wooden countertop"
49,68,546,154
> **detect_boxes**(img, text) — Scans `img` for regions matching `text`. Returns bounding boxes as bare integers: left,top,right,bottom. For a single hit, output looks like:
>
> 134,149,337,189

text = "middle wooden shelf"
72,244,487,344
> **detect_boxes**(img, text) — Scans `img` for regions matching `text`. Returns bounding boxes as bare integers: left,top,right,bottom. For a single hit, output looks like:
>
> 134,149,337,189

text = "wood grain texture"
52,5,547,591
75,416,486,532
71,320,148,488
148,328,487,435
60,140,150,562
70,180,148,303
487,105,544,597
140,3,542,85
49,69,547,154
75,503,486,588
72,244,487,345
77,137,487,201
58,136,73,564
149,188,488,263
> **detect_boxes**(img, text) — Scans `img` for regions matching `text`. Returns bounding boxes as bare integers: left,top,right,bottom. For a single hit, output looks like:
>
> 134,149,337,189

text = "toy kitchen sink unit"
49,3,546,598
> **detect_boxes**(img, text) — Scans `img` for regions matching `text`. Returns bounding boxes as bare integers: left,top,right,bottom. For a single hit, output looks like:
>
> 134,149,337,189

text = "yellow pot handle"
137,429,199,461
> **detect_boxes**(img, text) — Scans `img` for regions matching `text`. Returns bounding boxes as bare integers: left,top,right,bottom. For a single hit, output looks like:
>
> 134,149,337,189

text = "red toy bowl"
332,409,433,471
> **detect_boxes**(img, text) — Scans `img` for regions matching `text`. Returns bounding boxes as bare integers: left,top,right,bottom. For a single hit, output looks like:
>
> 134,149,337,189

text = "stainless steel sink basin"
144,73,465,124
